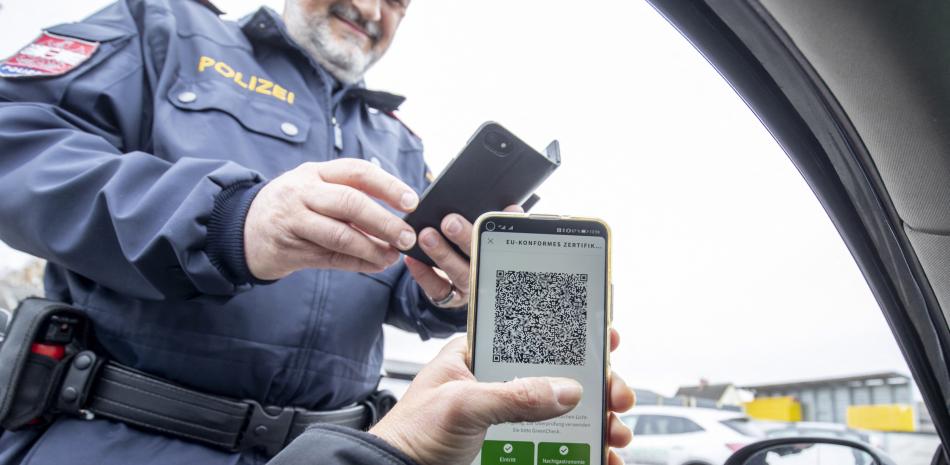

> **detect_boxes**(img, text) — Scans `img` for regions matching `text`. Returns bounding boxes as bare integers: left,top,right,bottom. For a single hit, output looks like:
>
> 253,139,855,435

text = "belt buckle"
239,400,297,456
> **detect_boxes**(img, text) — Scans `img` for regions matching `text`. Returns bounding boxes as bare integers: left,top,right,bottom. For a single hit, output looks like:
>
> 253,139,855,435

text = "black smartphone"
468,212,612,465
403,122,560,267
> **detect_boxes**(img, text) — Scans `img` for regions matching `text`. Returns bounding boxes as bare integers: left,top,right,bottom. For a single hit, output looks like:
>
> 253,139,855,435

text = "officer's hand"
405,205,523,309
244,159,419,280
370,329,635,465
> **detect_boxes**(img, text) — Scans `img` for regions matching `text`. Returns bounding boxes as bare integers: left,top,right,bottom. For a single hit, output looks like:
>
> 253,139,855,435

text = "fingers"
609,371,636,413
405,256,457,304
610,328,620,352
440,214,472,255
423,204,525,281
418,227,470,293
607,412,633,448
291,212,400,269
409,336,474,389
438,204,523,254
307,183,416,251
465,377,582,427
314,159,420,212
440,336,469,356
304,248,390,273
608,449,625,465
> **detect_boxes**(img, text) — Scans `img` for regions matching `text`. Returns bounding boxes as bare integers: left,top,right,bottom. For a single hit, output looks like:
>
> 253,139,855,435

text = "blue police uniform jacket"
0,1,464,463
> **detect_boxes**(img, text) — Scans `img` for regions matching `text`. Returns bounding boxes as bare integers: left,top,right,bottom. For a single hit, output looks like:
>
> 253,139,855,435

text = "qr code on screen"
491,270,588,365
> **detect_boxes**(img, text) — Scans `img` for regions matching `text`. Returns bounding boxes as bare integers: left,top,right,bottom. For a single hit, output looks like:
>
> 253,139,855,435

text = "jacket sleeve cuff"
267,424,420,465
205,180,271,286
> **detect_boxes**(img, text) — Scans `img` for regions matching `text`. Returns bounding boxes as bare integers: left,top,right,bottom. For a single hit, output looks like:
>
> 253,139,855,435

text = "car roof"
790,421,849,431
624,405,747,421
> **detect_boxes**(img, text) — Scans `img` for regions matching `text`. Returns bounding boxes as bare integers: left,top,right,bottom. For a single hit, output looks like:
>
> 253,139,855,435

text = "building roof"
632,388,667,404
741,372,910,392
674,383,733,401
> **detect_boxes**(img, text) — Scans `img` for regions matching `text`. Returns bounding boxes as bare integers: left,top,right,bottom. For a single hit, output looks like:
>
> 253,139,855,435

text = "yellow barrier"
743,397,802,422
847,404,915,432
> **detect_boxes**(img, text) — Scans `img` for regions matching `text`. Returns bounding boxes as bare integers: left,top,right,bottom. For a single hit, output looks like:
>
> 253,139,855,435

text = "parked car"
754,420,883,449
619,406,764,465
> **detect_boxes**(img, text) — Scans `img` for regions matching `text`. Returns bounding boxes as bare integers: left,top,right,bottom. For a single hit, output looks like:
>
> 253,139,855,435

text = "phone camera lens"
485,222,496,231
484,131,514,157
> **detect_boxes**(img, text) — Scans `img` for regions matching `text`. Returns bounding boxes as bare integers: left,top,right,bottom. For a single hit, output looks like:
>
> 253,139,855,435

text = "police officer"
0,0,636,463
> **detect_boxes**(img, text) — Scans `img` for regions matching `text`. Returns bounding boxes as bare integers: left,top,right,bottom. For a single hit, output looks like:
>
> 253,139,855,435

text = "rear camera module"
484,131,514,157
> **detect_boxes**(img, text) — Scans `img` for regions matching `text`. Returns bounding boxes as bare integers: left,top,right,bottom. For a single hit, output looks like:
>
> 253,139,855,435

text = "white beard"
284,0,381,84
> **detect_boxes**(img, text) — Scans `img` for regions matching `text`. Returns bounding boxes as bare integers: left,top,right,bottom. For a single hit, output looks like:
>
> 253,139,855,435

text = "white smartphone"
467,212,612,465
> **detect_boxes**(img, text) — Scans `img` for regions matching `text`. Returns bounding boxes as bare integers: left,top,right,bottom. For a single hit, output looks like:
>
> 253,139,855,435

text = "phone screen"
471,215,609,465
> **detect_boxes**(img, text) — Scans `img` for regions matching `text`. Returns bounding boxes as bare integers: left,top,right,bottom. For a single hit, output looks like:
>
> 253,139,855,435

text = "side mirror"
724,437,897,465
0,307,11,344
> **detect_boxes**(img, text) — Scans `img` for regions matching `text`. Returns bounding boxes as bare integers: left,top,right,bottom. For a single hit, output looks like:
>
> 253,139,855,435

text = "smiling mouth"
332,13,372,41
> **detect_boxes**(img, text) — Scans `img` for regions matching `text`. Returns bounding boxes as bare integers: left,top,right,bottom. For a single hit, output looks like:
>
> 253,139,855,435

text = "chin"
316,48,376,84
317,37,380,83
322,43,376,84
284,3,379,84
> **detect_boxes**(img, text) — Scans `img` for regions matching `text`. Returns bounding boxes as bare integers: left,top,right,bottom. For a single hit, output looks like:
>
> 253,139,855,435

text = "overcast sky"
0,0,912,397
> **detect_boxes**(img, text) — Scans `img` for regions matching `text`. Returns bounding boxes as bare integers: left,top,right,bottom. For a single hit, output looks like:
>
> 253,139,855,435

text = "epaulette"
193,0,225,16
383,110,418,139
346,88,418,138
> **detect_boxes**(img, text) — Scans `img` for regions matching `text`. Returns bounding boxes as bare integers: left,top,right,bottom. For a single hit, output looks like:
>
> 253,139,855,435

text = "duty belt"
0,299,398,457
58,351,396,456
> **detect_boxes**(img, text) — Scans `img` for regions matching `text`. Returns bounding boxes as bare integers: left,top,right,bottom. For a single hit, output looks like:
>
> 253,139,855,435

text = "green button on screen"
481,440,534,465
537,442,590,465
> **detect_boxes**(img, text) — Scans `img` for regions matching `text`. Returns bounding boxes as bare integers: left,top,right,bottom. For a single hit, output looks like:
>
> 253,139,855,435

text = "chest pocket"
358,124,424,189
167,79,310,144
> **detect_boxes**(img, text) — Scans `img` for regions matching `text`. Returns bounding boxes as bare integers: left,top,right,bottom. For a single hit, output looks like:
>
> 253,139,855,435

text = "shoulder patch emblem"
0,32,99,79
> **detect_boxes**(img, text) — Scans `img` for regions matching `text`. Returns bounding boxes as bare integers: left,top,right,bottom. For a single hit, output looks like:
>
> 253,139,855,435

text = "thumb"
467,377,583,426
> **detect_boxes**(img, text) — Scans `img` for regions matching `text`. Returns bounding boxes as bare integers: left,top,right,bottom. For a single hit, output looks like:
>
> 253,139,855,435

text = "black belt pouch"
0,298,90,430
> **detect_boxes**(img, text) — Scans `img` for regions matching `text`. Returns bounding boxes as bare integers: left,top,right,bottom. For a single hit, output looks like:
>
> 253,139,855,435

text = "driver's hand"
406,205,524,309
370,329,635,465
